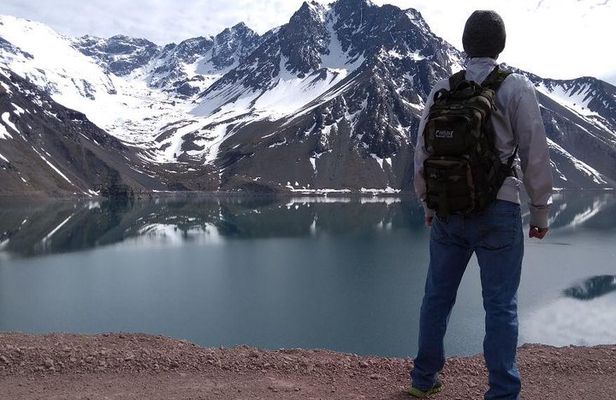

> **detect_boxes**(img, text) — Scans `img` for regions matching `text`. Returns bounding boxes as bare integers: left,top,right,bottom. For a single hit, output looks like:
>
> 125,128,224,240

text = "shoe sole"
408,383,443,398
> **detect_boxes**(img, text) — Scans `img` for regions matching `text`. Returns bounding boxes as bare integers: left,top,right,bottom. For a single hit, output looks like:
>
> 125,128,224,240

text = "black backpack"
422,66,517,218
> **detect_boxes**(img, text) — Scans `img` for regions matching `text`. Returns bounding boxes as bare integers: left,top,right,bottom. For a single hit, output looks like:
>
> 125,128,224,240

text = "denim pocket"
431,216,449,243
478,201,520,250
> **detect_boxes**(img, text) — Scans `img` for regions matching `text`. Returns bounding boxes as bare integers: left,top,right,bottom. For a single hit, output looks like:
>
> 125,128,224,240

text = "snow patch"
268,138,287,148
286,196,352,204
42,215,73,243
360,197,401,205
11,103,26,116
1,112,19,135
360,187,401,194
201,123,230,164
568,197,609,228
0,80,12,94
537,82,595,117
251,56,351,120
31,147,75,185
387,49,424,61
135,223,222,246
284,184,352,195
321,13,365,71
369,153,391,170
547,139,608,185
309,156,316,171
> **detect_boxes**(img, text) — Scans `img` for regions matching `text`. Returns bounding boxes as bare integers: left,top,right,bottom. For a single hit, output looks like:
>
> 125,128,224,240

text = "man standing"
409,10,553,400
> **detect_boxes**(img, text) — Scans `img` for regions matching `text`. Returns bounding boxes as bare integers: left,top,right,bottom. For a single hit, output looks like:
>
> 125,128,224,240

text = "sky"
1,0,615,84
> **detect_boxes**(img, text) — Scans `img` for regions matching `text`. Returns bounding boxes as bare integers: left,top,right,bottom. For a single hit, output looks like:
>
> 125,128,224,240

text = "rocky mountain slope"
1,0,615,196
0,67,163,197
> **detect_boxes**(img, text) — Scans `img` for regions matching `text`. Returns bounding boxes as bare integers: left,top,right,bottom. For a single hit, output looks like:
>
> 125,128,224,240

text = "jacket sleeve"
511,76,553,228
414,85,441,218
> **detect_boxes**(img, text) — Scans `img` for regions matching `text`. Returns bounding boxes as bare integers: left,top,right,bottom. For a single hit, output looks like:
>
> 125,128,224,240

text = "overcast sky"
1,0,615,84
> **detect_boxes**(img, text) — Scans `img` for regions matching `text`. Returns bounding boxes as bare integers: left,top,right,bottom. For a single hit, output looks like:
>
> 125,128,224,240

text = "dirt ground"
1,333,615,399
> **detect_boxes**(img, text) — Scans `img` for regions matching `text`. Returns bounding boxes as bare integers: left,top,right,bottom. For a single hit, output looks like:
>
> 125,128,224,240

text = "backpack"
422,66,517,218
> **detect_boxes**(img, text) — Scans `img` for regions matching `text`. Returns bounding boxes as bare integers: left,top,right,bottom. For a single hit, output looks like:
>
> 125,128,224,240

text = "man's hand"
425,216,434,227
529,225,548,239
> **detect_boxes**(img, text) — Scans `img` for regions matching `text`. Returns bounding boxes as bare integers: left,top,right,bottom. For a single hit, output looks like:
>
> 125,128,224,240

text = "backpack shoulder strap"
433,70,466,103
482,66,512,91
448,70,466,91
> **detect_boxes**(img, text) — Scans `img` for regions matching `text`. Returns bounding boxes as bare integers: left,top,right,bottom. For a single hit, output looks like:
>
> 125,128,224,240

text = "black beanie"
462,10,506,59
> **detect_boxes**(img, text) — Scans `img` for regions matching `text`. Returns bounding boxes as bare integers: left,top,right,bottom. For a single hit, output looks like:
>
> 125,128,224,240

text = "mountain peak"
334,0,374,8
231,22,250,31
404,8,431,32
109,34,131,40
216,22,258,42
293,0,328,23
222,21,257,38
106,34,158,48
279,0,331,75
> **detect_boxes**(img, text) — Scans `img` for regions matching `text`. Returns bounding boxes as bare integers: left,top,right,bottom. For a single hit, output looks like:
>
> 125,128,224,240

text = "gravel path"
1,333,615,399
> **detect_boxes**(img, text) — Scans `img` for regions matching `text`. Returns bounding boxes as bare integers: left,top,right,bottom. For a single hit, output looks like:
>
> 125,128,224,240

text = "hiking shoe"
407,381,443,398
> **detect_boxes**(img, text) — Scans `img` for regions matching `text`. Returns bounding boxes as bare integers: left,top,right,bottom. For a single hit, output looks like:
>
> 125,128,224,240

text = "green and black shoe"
407,381,443,398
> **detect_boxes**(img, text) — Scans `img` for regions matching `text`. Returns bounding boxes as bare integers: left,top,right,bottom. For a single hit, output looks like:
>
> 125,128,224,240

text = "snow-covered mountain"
1,0,615,197
73,21,262,97
0,67,163,197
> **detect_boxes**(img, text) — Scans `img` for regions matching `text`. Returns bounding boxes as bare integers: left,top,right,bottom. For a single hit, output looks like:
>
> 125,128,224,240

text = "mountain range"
1,0,615,198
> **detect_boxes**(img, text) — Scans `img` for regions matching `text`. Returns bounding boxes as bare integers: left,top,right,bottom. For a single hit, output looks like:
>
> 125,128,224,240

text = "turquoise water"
0,192,614,357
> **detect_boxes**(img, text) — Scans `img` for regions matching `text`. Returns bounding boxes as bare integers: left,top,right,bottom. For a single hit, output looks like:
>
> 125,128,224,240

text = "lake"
1,192,615,358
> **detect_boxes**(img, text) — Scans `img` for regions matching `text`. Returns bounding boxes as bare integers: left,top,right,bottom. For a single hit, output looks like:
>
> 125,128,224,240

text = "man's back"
409,10,553,400
414,57,553,229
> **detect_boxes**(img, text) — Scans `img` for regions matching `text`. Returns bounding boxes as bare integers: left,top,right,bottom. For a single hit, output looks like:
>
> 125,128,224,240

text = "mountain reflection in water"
0,195,420,259
1,192,615,260
563,275,616,301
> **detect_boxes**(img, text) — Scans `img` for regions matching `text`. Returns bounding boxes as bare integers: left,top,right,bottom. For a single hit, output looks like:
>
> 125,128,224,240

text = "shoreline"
1,333,615,399
1,187,615,202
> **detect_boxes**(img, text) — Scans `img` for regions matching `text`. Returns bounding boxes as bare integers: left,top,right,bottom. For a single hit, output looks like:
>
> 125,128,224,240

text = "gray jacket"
414,57,553,228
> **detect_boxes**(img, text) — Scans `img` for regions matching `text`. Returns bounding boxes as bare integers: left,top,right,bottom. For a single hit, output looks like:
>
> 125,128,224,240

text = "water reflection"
563,275,616,301
547,192,616,232
522,275,616,347
0,195,434,357
1,192,615,260
1,192,615,356
519,193,616,348
0,195,426,260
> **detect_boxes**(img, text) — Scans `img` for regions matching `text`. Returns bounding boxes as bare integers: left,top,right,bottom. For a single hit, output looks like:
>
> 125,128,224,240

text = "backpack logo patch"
435,130,455,139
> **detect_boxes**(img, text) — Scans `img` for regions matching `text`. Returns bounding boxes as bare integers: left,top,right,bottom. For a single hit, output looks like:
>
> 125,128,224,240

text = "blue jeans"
411,200,524,400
